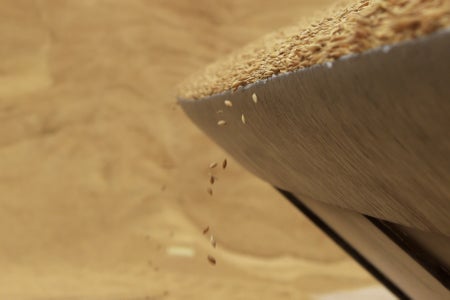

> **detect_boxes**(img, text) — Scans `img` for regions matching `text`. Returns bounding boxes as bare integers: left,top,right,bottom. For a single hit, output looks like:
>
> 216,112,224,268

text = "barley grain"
252,93,258,103
203,226,210,235
209,162,218,169
222,158,227,169
241,114,246,124
217,120,227,126
224,100,233,107
207,255,216,265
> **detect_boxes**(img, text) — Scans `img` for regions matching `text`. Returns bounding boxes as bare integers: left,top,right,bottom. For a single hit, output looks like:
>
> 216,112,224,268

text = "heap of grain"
178,0,450,100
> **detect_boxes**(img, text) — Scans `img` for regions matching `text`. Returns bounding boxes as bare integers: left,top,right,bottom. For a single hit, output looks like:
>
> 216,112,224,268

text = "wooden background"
0,0,386,299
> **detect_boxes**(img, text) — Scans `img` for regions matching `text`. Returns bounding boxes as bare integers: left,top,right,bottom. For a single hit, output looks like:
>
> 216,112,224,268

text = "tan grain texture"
178,0,450,99
0,1,380,299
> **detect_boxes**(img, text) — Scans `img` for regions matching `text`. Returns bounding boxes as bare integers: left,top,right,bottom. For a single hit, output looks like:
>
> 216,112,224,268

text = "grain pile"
178,0,450,100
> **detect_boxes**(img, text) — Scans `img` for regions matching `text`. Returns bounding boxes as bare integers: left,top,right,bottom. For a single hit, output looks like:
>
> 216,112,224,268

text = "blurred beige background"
0,0,384,299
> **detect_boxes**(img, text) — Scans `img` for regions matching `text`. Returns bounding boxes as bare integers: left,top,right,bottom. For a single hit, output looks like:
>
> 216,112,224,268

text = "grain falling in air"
222,158,227,170
216,110,223,113
252,93,258,103
207,187,213,196
207,255,216,265
209,175,216,184
217,120,227,126
203,226,210,235
209,162,218,169
241,114,246,124
224,100,233,107
210,235,217,248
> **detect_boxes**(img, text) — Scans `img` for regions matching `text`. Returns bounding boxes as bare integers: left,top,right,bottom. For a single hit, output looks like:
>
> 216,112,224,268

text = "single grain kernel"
207,187,213,196
217,120,227,126
252,93,258,103
209,175,216,184
207,255,216,265
209,162,218,169
203,226,210,235
241,114,246,124
210,235,217,248
222,158,227,170
224,100,233,107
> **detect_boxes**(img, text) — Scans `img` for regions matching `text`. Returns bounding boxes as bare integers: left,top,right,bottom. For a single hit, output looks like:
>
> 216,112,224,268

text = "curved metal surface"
179,29,450,236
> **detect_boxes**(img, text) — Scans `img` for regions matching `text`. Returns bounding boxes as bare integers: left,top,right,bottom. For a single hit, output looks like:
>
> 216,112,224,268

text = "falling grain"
224,100,233,107
216,109,223,113
241,114,246,124
209,175,216,184
203,226,210,235
252,93,258,103
207,187,213,196
210,235,217,248
217,120,227,126
222,158,227,170
209,162,218,169
207,255,216,265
